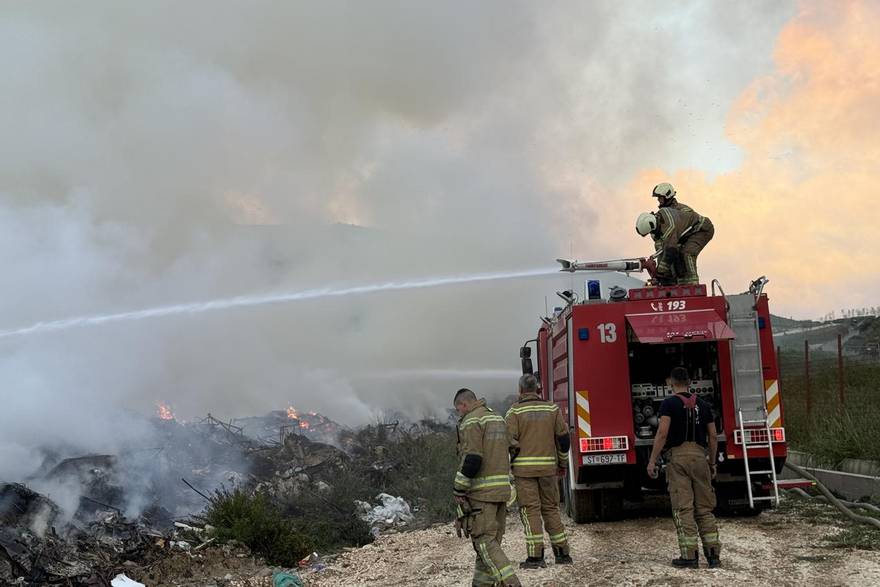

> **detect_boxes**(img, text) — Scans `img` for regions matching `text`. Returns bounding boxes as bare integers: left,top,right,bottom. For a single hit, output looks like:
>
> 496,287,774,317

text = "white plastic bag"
111,574,145,587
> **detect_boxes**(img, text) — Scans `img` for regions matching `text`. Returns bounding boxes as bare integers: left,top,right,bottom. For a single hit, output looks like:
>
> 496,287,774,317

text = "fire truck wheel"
564,484,623,523
714,482,766,517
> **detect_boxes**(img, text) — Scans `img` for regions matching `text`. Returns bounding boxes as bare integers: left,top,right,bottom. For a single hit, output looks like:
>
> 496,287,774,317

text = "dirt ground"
303,501,880,587
133,500,880,586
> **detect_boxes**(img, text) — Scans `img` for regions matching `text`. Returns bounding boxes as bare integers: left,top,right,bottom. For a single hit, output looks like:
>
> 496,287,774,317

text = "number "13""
597,323,617,343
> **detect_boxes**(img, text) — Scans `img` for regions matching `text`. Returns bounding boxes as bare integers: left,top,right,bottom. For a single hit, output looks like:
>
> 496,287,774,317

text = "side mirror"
520,345,533,375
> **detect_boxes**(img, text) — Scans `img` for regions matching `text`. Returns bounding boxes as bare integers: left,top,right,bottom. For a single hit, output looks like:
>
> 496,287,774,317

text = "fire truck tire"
564,483,623,523
598,489,624,521
714,482,765,517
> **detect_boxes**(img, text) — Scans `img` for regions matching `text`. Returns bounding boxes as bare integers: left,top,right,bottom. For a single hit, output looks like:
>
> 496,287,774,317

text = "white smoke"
0,1,794,487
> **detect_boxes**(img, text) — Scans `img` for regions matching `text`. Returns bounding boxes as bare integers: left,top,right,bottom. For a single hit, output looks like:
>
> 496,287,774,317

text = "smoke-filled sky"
1,1,874,477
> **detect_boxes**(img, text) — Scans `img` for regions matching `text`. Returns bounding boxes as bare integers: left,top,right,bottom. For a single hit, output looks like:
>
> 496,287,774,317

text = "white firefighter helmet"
652,182,676,200
635,212,657,237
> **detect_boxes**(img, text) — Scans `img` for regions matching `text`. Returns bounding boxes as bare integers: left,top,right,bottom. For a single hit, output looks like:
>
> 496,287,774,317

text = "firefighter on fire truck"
651,182,702,218
635,188,714,285
647,367,721,569
453,388,522,587
636,182,715,284
506,374,573,568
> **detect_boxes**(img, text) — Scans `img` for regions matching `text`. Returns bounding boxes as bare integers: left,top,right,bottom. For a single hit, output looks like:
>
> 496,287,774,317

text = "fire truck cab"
521,276,786,522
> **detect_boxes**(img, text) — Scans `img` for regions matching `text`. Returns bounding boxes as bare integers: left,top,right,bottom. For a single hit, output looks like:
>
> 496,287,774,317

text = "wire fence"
777,335,880,463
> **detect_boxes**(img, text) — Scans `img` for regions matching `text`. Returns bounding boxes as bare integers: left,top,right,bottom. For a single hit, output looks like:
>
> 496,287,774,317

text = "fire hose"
783,461,880,531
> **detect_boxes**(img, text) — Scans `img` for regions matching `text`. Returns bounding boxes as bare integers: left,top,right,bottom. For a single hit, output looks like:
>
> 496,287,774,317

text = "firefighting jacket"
668,200,715,243
454,399,512,503
662,198,695,215
653,206,708,252
505,393,569,478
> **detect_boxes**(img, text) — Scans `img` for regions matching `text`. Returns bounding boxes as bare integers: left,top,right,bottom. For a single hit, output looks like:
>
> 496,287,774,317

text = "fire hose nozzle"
557,256,658,279
556,258,575,272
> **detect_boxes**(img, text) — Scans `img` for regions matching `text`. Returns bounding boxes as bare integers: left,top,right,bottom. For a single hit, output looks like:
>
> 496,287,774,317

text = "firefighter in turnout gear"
453,388,522,587
647,367,721,569
652,182,715,276
635,202,713,286
505,374,572,568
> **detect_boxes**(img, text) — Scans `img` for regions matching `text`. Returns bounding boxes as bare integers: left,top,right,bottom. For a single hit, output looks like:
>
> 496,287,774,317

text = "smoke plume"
0,1,796,487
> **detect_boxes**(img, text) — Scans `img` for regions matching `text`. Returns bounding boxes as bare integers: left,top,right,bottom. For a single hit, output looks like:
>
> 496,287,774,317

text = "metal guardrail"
782,451,880,501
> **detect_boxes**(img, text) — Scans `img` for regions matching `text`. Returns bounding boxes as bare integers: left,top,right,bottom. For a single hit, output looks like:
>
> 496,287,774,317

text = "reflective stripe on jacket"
455,400,512,502
506,393,568,478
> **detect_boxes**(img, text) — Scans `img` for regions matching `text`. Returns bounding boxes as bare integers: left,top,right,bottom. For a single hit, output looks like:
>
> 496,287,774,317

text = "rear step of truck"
769,479,815,491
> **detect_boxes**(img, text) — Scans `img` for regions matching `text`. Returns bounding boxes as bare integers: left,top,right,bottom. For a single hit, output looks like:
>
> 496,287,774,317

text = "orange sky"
603,0,878,318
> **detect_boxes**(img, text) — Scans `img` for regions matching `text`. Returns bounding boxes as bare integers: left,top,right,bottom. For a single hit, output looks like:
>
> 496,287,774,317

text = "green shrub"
381,427,459,522
340,421,460,524
204,487,312,566
279,466,374,551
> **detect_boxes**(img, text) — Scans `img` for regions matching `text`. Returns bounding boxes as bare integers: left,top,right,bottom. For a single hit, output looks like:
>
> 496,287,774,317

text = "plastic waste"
111,575,145,587
298,551,325,571
273,572,305,587
354,493,414,528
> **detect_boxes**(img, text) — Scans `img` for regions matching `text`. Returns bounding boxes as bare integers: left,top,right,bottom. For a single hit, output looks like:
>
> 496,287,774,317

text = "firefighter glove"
455,503,474,538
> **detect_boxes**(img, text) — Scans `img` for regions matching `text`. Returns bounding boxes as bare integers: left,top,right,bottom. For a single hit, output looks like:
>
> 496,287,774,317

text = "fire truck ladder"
727,282,780,509
737,409,781,509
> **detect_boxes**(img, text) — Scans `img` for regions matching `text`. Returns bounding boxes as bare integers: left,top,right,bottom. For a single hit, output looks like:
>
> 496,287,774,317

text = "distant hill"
770,314,822,332
846,316,880,356
770,314,880,355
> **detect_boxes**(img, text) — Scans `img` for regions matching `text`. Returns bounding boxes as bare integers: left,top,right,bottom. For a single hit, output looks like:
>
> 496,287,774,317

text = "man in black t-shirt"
647,367,721,569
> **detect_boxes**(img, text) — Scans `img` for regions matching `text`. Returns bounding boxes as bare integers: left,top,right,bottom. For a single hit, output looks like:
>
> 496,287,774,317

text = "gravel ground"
302,503,880,587
132,499,880,586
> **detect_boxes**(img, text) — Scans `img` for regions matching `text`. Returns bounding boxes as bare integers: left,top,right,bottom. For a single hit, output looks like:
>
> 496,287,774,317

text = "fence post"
838,333,845,405
805,339,812,418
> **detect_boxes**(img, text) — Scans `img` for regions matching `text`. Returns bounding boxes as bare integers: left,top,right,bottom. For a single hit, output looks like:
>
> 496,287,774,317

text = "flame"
157,402,175,421
287,406,299,420
299,420,311,430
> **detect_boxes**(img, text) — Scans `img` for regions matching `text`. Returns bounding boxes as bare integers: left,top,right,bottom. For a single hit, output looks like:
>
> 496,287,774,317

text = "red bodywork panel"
535,284,786,473
626,309,736,344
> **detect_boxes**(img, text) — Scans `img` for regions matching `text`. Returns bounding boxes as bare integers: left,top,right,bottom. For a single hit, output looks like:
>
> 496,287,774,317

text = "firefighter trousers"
469,500,521,587
666,442,721,559
514,476,569,559
677,220,714,285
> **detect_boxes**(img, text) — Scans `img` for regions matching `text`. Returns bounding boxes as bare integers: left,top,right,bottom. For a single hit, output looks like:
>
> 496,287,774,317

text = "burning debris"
286,406,313,431
156,403,175,421
235,408,346,447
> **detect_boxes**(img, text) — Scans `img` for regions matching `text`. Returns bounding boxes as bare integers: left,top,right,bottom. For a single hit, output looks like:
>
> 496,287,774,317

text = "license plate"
582,453,627,466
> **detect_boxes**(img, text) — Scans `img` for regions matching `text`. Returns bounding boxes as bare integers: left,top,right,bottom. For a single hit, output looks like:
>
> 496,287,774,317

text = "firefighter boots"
552,545,573,565
671,552,699,568
704,546,721,568
519,557,546,569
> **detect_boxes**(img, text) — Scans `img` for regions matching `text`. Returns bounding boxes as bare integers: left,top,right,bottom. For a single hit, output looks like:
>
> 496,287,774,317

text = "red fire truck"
520,257,790,522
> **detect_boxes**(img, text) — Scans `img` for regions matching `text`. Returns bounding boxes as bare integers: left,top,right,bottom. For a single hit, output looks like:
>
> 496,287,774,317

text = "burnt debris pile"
1,410,459,585
0,482,167,585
